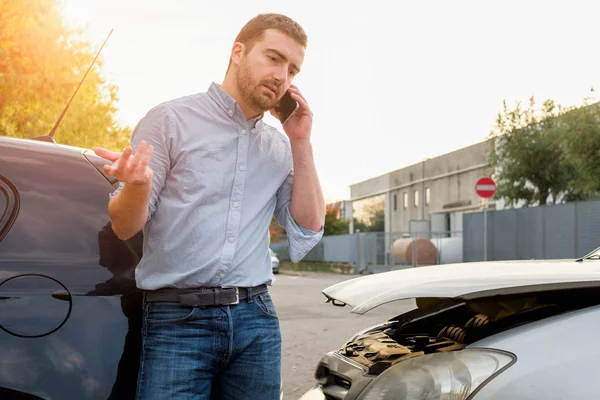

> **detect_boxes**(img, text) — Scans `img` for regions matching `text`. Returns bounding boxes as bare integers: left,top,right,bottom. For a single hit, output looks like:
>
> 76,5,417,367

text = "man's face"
235,29,305,113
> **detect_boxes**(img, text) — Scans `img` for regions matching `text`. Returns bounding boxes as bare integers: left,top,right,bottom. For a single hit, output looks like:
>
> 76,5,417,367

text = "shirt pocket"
183,146,225,205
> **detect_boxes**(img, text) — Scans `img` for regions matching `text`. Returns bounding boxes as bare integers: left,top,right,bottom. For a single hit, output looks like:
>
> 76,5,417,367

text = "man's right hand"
93,141,154,185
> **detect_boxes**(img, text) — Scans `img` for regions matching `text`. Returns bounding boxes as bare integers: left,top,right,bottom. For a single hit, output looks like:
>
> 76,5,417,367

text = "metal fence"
463,199,600,262
271,199,600,274
271,230,463,274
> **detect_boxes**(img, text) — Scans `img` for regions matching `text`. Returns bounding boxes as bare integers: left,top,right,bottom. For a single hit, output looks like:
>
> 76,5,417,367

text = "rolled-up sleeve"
109,105,173,221
274,168,324,263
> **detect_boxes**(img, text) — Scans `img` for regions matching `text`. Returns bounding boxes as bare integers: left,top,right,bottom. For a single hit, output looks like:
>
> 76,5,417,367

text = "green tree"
352,209,384,232
324,203,350,235
488,97,576,206
0,0,131,150
560,101,600,200
351,195,385,232
366,209,385,232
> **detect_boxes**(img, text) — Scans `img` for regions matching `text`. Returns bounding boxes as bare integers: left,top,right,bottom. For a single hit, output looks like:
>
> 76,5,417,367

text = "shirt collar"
207,82,264,130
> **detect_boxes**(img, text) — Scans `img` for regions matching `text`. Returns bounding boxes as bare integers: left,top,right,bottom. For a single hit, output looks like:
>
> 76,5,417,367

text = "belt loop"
213,288,219,305
247,287,253,303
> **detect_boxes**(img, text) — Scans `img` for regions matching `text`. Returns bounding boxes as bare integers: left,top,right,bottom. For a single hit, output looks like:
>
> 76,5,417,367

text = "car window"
83,149,119,186
0,150,113,257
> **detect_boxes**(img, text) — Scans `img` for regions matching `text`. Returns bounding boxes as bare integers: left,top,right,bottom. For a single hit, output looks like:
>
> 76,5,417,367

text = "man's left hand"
272,85,313,142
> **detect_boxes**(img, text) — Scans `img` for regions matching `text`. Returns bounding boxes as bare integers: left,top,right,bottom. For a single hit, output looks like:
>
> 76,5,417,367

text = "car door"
0,140,143,400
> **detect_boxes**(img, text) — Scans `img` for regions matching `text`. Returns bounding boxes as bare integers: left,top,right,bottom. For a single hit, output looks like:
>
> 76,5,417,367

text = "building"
327,200,353,221
349,140,495,235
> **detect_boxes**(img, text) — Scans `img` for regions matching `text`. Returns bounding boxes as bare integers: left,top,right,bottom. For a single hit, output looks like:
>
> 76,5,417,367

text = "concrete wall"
350,140,494,233
349,172,391,199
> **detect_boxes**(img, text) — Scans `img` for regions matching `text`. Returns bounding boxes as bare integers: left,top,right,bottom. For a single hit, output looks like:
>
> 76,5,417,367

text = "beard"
236,59,280,113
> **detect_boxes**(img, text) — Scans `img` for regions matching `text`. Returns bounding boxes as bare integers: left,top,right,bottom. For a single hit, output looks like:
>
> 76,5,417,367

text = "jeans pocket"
254,293,278,319
145,302,196,325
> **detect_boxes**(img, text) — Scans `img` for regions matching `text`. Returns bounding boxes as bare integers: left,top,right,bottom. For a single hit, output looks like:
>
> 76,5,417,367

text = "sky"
62,0,600,202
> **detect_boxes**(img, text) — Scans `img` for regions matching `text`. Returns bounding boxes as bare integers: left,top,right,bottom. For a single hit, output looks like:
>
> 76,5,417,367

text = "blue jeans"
136,291,281,400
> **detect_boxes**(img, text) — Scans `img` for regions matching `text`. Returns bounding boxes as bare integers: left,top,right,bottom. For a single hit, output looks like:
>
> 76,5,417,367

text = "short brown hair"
227,13,307,70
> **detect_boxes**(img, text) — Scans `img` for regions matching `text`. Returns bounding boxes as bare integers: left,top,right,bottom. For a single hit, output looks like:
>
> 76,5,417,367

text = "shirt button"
233,202,239,208
218,273,224,279
227,237,235,243
228,108,233,116
240,129,246,135
239,165,245,171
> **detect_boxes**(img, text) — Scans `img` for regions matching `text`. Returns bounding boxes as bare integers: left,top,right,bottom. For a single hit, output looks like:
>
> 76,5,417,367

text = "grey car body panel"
466,304,600,399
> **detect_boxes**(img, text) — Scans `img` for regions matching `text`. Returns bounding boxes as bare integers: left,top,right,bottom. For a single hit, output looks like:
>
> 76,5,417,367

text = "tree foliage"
353,209,384,232
488,95,600,207
0,0,131,150
324,203,350,236
560,100,600,199
351,196,385,232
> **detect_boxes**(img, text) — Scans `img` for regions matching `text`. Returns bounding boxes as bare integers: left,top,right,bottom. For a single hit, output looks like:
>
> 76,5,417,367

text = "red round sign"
475,177,496,198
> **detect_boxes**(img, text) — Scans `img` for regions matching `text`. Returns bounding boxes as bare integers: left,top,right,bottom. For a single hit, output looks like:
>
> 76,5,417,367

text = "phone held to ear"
274,90,298,125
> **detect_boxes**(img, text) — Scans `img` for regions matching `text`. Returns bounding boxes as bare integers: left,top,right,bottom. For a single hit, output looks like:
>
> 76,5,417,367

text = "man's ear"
230,42,246,66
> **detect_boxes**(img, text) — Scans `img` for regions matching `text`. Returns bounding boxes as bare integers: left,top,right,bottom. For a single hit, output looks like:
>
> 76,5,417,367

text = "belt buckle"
222,287,239,305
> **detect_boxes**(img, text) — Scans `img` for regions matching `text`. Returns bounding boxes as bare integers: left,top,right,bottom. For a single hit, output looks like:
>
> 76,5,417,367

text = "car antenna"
32,28,114,143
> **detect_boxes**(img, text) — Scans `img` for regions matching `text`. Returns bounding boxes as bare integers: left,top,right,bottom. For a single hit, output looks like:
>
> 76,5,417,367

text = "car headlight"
357,349,515,400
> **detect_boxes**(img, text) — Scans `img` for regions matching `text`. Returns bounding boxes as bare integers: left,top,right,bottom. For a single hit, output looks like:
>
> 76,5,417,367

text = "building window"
393,194,397,212
426,187,430,205
414,190,419,207
403,192,408,209
351,195,385,232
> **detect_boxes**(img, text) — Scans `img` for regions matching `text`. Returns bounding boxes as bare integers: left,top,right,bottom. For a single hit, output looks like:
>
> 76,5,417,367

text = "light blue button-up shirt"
111,82,323,290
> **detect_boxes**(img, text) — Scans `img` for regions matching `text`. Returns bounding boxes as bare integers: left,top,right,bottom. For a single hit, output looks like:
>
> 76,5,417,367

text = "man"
94,13,324,400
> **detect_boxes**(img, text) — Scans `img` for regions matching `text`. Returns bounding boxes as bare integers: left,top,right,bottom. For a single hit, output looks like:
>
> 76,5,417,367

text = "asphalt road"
270,272,415,400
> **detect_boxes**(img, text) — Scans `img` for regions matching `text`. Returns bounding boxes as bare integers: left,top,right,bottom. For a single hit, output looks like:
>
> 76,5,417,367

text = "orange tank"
392,238,438,266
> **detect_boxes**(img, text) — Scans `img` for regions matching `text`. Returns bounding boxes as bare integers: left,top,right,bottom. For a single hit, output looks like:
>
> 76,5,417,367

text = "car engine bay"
340,289,599,374
314,289,600,399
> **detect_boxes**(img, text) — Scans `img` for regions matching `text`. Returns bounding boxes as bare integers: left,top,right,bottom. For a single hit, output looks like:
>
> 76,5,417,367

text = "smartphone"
273,90,298,125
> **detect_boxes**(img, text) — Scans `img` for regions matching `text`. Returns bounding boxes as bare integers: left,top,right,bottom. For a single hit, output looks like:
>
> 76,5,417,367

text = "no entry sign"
475,177,496,198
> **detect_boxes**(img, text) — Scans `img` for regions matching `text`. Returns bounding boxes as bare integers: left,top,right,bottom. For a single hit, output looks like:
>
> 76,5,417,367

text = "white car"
300,248,600,400
270,248,280,274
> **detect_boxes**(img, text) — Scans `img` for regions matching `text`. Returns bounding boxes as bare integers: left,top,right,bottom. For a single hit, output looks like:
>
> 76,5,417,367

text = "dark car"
0,136,143,399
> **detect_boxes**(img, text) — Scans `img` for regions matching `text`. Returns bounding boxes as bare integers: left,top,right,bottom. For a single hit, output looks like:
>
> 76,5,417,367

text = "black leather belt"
143,284,268,307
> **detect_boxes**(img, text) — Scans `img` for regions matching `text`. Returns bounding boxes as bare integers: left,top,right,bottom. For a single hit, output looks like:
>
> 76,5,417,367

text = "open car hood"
322,260,600,314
